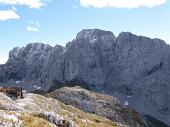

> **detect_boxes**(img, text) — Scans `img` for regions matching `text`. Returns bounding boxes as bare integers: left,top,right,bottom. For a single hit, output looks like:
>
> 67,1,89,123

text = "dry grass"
25,93,119,127
0,92,123,127
21,114,52,127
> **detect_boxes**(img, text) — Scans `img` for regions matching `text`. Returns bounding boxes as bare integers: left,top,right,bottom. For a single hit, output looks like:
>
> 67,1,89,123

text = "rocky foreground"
0,92,125,127
0,86,169,127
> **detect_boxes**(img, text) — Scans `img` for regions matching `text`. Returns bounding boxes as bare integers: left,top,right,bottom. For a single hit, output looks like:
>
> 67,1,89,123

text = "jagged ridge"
0,29,170,125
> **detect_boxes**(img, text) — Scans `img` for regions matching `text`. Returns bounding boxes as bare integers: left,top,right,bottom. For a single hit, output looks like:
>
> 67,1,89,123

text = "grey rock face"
49,86,170,127
0,29,170,125
48,86,148,127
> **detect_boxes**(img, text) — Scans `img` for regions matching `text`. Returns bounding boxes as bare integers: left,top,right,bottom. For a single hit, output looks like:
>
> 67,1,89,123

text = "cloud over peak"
0,56,8,64
26,21,40,32
80,0,167,9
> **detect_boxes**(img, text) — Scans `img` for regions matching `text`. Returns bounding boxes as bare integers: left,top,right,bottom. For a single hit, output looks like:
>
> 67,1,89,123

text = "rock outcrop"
0,29,170,125
0,87,169,127
0,92,127,127
48,86,148,127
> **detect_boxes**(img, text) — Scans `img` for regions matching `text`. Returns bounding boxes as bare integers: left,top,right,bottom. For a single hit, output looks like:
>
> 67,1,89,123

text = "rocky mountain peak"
23,43,52,55
9,47,21,58
9,43,52,57
118,32,133,37
76,29,115,43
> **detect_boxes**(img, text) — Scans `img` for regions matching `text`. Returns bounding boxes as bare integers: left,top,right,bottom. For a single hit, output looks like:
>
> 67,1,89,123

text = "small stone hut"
0,86,23,99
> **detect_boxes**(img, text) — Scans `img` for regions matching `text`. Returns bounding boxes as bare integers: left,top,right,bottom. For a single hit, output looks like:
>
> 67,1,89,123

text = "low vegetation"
0,91,127,127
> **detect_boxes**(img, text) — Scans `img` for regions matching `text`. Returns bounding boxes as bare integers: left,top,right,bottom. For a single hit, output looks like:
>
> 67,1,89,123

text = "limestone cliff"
0,29,169,125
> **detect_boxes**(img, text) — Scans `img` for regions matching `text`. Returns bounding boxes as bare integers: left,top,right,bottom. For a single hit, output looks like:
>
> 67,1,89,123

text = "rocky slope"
0,92,128,127
48,86,169,127
48,86,148,127
2,86,168,127
0,29,170,125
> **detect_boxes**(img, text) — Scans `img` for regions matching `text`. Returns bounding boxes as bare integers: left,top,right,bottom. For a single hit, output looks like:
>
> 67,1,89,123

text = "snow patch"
127,95,132,98
34,85,41,90
124,101,129,106
3,114,18,122
90,38,97,44
16,81,20,84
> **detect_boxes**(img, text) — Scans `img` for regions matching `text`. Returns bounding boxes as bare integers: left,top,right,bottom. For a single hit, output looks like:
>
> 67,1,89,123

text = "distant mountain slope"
144,115,169,127
0,29,170,125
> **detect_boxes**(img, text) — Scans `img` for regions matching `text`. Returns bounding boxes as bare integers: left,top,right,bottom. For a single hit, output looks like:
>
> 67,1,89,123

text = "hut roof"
0,86,23,90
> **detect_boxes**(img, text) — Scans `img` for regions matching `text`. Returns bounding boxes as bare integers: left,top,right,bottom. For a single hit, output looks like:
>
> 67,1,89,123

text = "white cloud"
165,38,170,44
0,0,48,9
27,26,39,32
12,6,17,11
26,21,40,32
80,0,167,9
0,10,20,21
0,56,8,64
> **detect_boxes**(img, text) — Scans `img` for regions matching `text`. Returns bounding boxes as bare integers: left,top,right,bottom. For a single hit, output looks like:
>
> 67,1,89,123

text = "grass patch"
21,114,52,127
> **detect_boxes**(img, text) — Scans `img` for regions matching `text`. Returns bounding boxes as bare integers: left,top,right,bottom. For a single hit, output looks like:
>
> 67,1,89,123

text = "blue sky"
0,0,170,64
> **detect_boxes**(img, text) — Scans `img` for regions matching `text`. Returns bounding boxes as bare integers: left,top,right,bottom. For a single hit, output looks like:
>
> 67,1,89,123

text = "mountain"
0,29,170,125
